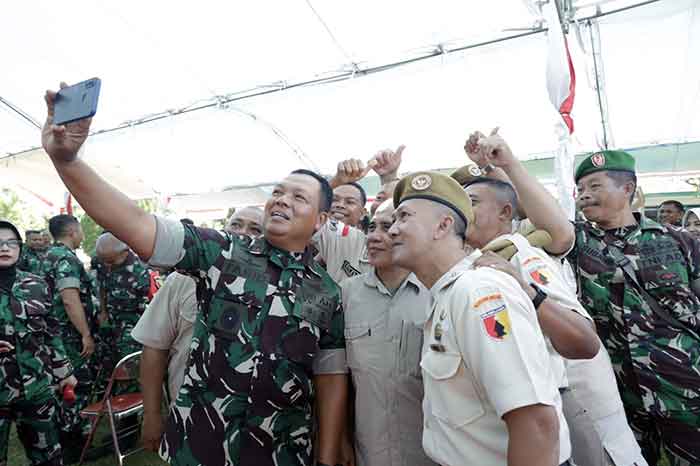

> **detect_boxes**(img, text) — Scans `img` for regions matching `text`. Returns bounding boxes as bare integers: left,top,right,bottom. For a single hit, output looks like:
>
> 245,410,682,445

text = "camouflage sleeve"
149,216,228,273
565,221,583,276
134,263,152,309
54,255,82,291
16,251,29,271
312,298,347,375
666,226,700,286
38,278,74,381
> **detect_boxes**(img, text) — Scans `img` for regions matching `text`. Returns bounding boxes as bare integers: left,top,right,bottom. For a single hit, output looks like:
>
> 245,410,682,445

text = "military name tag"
221,245,270,283
294,281,336,330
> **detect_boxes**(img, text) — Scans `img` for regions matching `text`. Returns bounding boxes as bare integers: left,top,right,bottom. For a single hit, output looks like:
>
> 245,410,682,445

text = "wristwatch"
529,283,548,310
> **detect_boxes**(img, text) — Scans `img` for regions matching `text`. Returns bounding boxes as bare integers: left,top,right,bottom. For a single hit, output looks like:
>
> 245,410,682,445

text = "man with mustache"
341,199,436,466
40,83,348,466
469,136,700,466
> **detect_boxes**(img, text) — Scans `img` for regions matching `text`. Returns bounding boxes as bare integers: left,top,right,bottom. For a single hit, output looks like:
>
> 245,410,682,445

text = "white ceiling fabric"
2,0,699,215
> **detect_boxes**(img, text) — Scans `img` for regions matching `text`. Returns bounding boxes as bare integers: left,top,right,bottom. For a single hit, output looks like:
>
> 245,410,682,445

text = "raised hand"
371,145,405,178
464,130,488,166
465,128,517,169
331,158,378,187
41,82,92,163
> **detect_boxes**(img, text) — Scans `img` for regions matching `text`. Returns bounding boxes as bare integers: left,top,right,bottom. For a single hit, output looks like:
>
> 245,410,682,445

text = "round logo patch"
468,165,482,177
591,153,606,167
411,174,432,191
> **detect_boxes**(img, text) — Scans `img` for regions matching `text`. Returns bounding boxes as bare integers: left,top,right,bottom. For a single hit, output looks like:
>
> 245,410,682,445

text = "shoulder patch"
528,264,552,286
474,286,510,341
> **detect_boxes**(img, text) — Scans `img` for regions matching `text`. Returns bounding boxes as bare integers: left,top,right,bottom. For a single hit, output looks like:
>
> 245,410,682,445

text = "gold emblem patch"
411,174,432,191
468,165,482,177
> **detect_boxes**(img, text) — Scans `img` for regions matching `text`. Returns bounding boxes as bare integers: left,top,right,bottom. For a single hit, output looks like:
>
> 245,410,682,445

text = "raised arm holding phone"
43,82,348,466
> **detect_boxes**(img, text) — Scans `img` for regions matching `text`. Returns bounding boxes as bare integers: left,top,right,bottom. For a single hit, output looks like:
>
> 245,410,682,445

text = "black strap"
605,244,700,342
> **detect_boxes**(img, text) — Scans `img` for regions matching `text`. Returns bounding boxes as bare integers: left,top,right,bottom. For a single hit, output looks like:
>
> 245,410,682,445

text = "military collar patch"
591,152,606,167
411,174,432,191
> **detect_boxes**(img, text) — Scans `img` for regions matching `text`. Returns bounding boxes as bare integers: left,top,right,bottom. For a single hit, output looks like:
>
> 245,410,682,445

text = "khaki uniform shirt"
313,220,370,284
421,257,571,466
342,269,437,466
491,233,592,388
132,272,197,403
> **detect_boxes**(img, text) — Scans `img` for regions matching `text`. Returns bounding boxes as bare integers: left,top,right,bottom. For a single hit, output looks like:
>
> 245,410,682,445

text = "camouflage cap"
574,150,635,182
393,171,474,225
0,219,22,242
450,164,484,187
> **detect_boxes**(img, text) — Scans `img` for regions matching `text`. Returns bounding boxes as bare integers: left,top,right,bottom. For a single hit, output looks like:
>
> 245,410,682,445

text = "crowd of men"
2,83,700,466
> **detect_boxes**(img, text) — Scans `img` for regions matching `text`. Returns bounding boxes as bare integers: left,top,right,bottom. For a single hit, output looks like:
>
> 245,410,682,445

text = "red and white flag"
545,2,576,134
544,1,577,219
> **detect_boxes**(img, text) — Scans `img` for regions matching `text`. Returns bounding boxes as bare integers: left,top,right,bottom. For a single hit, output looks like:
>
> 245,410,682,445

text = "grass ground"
7,420,671,466
7,421,167,466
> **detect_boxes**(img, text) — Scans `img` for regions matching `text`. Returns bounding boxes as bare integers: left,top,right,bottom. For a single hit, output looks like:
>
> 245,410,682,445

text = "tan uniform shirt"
313,219,370,284
342,269,437,466
421,257,571,466
490,233,592,388
131,272,197,402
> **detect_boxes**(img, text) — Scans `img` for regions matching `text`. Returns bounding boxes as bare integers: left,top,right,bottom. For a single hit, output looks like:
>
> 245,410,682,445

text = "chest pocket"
637,237,689,293
345,317,387,373
398,321,423,378
421,350,485,429
292,278,336,332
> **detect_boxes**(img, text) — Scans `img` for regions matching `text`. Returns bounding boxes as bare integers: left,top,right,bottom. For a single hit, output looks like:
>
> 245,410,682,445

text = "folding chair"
79,351,144,466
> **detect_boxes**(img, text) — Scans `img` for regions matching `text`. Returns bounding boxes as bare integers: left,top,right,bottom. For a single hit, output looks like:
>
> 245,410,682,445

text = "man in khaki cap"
341,199,436,466
389,171,572,466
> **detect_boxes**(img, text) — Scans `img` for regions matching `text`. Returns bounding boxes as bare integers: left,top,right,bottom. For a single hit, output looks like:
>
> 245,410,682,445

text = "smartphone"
53,77,101,125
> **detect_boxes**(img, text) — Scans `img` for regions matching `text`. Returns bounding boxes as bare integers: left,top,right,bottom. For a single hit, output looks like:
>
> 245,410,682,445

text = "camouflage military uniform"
43,243,97,437
89,258,114,398
568,214,700,466
16,248,47,277
0,271,73,466
149,218,346,466
96,251,149,393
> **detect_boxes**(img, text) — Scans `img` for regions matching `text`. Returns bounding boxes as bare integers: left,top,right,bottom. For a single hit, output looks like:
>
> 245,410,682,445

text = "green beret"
574,150,635,182
393,171,474,225
450,164,484,187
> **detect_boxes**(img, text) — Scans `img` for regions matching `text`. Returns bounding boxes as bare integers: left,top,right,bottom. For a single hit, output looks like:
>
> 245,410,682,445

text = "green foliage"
137,198,158,214
79,214,102,257
78,198,163,257
0,189,45,234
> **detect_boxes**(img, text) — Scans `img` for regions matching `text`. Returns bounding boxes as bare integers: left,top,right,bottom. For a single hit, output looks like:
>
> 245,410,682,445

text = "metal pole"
588,18,609,149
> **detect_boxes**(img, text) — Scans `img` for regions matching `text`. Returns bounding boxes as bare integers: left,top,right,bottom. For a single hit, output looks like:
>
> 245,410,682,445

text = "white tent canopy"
2,0,699,217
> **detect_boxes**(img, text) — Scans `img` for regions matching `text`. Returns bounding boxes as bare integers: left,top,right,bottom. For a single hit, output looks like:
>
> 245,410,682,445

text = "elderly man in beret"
467,129,700,466
388,171,572,466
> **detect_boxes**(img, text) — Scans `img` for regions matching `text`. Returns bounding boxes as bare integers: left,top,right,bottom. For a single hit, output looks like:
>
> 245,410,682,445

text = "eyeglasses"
0,239,21,249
